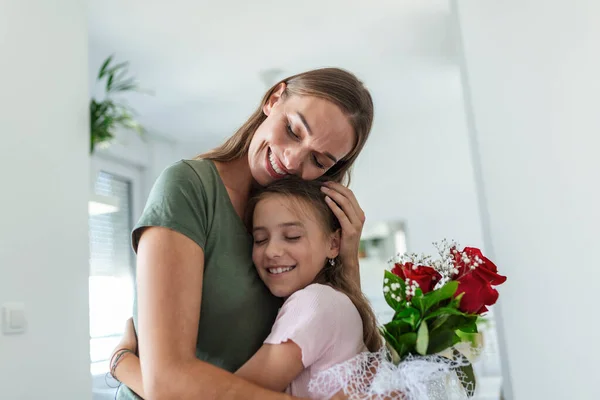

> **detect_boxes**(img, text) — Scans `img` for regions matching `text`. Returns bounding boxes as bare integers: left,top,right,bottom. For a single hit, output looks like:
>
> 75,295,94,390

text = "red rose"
391,262,442,294
453,247,507,314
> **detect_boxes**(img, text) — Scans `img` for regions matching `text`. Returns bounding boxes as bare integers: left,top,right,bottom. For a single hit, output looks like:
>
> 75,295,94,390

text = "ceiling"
88,0,459,143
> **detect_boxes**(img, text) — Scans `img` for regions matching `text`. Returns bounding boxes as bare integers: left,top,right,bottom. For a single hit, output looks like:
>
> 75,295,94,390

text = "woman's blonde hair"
199,68,374,185
247,176,382,352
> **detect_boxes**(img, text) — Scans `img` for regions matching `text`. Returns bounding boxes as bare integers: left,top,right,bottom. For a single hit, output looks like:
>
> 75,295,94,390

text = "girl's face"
252,194,340,298
247,84,355,186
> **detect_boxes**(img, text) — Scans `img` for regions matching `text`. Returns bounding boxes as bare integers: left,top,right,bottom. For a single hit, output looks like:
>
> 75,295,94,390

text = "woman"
116,67,374,400
111,177,382,398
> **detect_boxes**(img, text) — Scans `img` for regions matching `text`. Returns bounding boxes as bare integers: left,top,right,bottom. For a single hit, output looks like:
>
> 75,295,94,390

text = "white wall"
352,70,484,254
94,131,194,200
0,1,91,399
455,1,600,399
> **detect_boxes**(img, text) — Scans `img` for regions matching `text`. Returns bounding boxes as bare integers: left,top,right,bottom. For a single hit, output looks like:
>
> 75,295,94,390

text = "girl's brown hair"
199,67,374,185
247,176,382,352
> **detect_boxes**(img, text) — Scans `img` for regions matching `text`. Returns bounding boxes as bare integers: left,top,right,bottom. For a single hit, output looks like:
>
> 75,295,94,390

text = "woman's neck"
214,157,253,195
213,157,254,220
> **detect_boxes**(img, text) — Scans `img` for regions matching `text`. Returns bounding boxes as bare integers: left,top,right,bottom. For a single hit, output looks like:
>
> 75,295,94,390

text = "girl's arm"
234,341,304,391
126,226,302,400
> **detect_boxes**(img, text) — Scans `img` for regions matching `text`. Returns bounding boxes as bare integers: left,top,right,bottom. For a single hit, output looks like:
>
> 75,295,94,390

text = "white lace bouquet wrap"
308,347,476,400
310,240,506,400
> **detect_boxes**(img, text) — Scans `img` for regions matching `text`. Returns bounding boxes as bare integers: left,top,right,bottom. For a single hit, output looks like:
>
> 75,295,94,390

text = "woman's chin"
251,169,274,186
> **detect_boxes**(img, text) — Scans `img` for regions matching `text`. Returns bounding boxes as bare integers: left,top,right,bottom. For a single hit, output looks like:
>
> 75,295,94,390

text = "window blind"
89,171,134,278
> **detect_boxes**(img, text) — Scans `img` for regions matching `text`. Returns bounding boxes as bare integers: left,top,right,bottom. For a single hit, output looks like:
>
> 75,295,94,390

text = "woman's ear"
327,229,341,259
262,82,286,116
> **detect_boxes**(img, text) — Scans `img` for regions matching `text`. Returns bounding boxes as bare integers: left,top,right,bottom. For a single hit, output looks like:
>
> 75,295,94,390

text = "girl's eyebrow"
252,221,304,233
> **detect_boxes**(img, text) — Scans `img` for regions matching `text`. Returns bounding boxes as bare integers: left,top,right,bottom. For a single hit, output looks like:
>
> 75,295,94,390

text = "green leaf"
98,55,113,79
424,306,471,322
411,288,425,313
449,292,464,309
426,328,455,355
105,61,129,77
391,332,418,359
385,340,401,365
431,314,478,335
107,73,114,92
430,313,450,332
91,55,150,153
394,307,420,329
384,319,412,338
458,318,479,334
422,281,459,311
415,320,429,355
456,362,476,397
456,330,481,348
398,332,417,348
383,270,406,310
380,326,404,359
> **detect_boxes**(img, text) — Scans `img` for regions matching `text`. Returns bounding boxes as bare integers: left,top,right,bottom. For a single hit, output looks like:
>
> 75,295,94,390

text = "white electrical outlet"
2,302,26,334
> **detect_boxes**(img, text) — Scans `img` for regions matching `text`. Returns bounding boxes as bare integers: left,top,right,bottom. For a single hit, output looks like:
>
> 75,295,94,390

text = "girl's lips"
266,265,296,275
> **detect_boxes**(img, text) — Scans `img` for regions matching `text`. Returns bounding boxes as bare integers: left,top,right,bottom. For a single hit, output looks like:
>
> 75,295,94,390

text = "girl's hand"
321,181,365,279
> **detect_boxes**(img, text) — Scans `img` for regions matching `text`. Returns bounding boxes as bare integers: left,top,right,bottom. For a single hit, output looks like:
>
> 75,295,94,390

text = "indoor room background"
1,1,598,399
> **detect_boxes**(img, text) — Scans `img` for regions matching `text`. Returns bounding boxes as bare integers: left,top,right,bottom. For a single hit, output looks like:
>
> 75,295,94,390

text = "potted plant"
89,55,149,153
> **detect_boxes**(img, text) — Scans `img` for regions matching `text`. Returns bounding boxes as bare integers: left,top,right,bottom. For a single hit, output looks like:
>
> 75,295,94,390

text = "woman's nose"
282,147,305,174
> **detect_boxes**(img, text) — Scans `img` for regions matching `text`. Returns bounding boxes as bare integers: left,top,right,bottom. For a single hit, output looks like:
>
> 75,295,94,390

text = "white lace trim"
308,347,475,400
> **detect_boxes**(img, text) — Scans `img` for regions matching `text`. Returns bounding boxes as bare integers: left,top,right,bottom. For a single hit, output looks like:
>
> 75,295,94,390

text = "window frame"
89,155,145,381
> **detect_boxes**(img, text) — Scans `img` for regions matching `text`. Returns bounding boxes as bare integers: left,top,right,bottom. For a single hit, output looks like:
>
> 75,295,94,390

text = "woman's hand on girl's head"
320,181,365,274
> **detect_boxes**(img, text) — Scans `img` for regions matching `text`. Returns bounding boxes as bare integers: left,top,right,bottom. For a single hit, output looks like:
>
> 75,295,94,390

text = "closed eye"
253,238,268,245
312,154,325,169
286,236,301,242
287,125,300,140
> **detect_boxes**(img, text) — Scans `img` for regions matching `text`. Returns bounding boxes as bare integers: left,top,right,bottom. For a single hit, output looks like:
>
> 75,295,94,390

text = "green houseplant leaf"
90,54,149,154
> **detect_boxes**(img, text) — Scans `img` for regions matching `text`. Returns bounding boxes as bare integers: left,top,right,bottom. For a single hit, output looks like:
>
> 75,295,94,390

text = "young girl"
111,176,382,398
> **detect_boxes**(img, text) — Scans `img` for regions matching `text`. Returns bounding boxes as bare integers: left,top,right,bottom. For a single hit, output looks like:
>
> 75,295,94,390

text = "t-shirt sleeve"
264,285,343,368
132,160,209,252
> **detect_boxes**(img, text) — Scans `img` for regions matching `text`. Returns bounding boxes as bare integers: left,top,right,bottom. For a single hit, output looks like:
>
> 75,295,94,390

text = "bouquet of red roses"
380,239,507,397
309,240,506,400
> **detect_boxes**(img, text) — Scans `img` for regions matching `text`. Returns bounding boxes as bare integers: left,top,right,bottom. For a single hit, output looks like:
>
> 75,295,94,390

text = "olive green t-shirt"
117,159,282,399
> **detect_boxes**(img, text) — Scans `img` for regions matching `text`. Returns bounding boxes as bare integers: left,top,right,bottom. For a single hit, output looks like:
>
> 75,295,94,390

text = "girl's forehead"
254,194,321,226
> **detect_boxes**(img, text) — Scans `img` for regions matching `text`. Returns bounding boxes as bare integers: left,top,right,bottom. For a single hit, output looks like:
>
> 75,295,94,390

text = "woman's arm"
114,339,304,398
320,182,365,286
132,226,301,400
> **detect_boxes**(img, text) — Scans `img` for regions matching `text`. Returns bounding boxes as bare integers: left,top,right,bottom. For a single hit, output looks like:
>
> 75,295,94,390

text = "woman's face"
252,194,340,298
248,85,355,186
